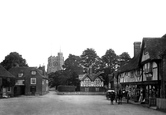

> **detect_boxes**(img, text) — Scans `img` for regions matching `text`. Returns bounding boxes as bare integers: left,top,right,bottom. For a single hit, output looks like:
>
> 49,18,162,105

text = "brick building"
9,67,49,96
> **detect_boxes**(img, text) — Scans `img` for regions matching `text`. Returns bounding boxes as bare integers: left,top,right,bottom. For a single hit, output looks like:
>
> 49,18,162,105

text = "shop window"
31,78,36,84
85,88,89,92
96,88,99,92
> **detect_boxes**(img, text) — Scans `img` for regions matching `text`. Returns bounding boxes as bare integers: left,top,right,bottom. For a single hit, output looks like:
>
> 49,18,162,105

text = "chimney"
134,42,141,57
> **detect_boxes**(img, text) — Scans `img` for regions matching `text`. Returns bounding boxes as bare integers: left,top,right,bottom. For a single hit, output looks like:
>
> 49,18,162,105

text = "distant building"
0,65,15,98
47,52,64,74
9,67,49,96
79,67,105,92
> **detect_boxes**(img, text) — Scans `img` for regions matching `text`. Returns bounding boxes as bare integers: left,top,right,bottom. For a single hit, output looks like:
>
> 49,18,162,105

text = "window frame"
31,78,36,84
31,71,37,75
18,73,24,77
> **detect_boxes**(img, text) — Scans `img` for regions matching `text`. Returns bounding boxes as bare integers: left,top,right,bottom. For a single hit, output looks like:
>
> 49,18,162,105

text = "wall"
157,98,166,110
80,87,105,92
25,73,42,95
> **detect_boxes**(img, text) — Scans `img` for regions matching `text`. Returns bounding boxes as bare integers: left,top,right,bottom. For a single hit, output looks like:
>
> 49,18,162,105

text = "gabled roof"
140,37,166,60
80,72,104,81
118,34,166,74
118,53,140,74
0,65,15,78
9,67,47,79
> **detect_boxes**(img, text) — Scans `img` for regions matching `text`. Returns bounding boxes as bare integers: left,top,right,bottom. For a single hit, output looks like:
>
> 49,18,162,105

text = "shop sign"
15,80,25,85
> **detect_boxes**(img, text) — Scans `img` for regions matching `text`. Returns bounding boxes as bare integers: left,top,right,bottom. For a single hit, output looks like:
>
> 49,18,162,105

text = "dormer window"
31,71,36,75
18,73,23,77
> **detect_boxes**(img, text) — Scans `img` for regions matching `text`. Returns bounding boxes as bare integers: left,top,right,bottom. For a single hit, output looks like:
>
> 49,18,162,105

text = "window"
85,88,89,92
31,78,36,84
18,73,23,77
96,88,99,92
31,71,36,75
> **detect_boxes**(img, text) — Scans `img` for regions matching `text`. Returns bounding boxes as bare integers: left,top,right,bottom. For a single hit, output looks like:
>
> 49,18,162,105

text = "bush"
57,85,76,92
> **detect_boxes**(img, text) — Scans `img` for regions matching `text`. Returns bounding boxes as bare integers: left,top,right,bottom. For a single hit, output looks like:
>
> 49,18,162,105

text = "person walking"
110,90,115,105
117,89,123,104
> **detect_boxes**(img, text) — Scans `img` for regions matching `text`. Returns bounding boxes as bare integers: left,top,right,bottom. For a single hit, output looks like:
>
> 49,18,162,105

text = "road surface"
0,91,165,115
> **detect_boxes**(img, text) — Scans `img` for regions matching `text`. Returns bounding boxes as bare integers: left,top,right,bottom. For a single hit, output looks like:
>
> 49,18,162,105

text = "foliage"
1,52,28,70
48,70,68,88
63,54,82,89
118,52,131,67
48,49,131,90
80,48,101,73
63,54,83,75
80,48,98,67
102,49,117,69
49,54,82,89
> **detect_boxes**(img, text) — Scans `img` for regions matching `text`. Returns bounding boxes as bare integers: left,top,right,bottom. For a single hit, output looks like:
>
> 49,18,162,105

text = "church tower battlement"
47,51,64,74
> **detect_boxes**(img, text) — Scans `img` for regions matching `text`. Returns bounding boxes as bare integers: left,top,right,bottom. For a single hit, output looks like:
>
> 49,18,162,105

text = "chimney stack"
134,42,141,57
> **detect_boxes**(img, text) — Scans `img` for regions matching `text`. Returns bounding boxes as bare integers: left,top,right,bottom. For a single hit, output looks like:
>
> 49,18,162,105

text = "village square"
2,1,166,115
0,33,166,115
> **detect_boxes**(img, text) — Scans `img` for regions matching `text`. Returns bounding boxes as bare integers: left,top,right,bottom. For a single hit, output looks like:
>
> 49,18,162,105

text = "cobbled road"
0,91,165,115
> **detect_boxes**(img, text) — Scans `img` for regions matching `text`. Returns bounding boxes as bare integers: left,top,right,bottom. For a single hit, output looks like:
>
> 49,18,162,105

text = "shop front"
142,81,160,105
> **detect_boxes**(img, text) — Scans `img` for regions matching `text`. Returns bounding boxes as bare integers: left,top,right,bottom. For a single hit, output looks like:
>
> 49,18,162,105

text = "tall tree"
63,54,83,88
101,49,117,86
1,52,28,70
102,49,117,69
80,48,100,73
118,52,131,67
63,54,83,75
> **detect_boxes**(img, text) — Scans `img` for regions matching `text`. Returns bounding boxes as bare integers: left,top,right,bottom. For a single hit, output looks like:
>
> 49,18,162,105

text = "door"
30,86,36,95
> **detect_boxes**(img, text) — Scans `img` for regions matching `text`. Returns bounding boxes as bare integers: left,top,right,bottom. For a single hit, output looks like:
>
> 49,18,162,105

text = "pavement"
0,91,166,115
122,98,166,113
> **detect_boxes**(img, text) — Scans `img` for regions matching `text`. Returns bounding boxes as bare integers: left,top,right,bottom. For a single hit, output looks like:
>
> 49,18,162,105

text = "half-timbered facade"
139,37,166,101
118,35,166,105
79,72,105,92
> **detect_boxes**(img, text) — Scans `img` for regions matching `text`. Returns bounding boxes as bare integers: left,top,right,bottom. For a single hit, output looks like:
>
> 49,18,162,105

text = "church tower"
47,51,64,74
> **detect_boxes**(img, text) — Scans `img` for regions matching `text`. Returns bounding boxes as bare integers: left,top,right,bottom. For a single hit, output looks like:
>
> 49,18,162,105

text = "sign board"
15,80,25,85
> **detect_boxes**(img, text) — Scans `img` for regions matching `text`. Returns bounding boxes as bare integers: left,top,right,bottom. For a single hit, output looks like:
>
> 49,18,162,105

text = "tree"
48,70,68,88
102,49,117,69
63,54,83,75
1,52,28,70
63,54,83,89
80,48,100,73
101,49,118,87
118,52,131,67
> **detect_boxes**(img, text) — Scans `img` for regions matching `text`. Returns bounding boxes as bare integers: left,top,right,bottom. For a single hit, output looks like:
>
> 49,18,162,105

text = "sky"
0,0,166,68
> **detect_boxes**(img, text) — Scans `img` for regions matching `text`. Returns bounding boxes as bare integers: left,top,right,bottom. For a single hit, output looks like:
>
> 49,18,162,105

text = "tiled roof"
118,35,166,74
118,53,140,73
80,72,104,81
0,65,15,78
9,67,47,79
142,37,166,60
